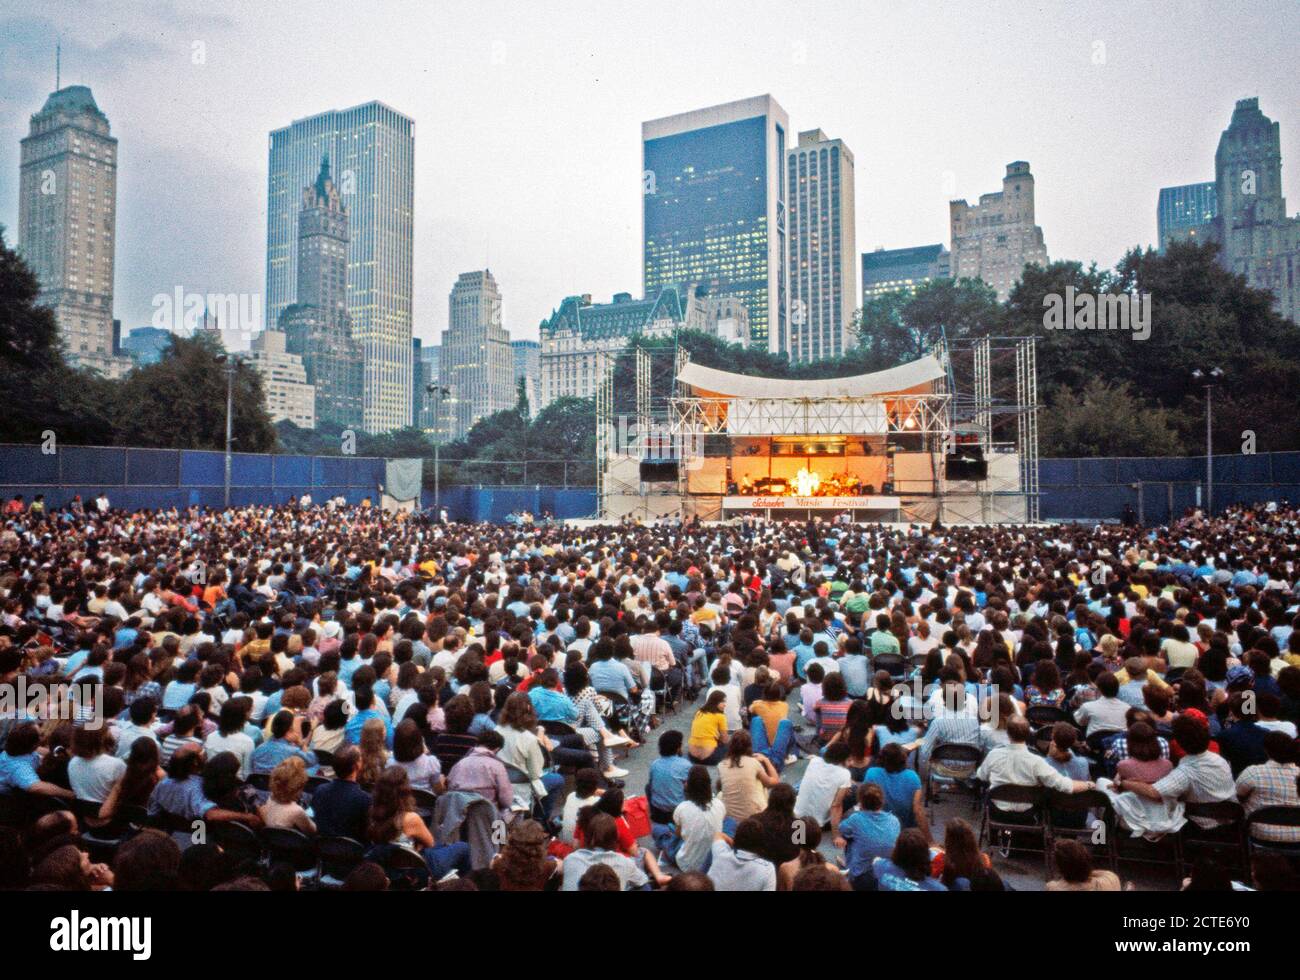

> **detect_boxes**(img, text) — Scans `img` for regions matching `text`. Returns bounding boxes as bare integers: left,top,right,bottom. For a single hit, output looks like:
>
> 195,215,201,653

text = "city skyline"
2,0,1298,354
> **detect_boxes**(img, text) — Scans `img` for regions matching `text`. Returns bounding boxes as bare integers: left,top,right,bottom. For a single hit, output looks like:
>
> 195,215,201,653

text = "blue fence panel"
230,453,273,488
273,455,313,488
0,446,60,483
1117,456,1200,483
315,457,350,487
1038,459,1077,486
125,448,181,486
179,450,224,487
61,446,127,485
1074,458,1119,485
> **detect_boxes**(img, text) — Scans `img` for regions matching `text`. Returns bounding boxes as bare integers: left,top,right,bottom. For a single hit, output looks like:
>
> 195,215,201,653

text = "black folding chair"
872,653,905,679
1025,705,1070,732
925,743,984,814
71,798,138,862
376,844,431,890
1179,800,1247,878
260,827,320,877
209,820,264,866
1246,805,1300,858
247,772,272,793
1046,788,1117,874
318,835,366,888
980,784,1049,871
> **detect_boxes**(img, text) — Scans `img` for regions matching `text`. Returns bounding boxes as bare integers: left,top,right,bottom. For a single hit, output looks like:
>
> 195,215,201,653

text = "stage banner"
723,495,901,510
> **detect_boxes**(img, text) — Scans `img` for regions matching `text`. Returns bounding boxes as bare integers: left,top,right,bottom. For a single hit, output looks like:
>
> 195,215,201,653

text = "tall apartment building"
1213,98,1300,323
949,161,1048,301
279,157,364,431
19,85,131,377
643,95,789,353
267,102,414,431
512,339,541,417
1157,182,1218,252
245,329,315,429
861,245,951,301
787,129,856,362
442,270,514,440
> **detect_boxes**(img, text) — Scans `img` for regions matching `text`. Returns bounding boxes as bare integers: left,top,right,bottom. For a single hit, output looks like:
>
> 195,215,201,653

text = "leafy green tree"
1039,379,1182,457
113,332,277,452
0,227,116,444
853,277,999,365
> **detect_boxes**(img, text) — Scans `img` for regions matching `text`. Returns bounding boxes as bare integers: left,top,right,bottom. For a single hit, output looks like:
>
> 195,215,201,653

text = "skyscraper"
1156,182,1217,252
861,245,951,301
443,270,514,439
787,129,856,362
1213,98,1300,323
643,95,789,353
949,161,1048,301
279,157,364,431
512,339,541,417
267,102,414,432
19,85,130,377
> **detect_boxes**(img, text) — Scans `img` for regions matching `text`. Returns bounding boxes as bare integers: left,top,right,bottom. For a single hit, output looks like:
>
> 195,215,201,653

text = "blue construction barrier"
1038,451,1300,522
5,443,1293,525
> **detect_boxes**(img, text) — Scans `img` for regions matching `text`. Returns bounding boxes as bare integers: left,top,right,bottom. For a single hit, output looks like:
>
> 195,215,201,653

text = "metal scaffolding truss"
1015,337,1040,522
593,350,615,506
948,335,1041,522
973,335,992,449
670,393,952,437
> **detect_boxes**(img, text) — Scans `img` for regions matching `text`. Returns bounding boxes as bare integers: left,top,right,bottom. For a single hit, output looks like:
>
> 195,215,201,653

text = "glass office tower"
1156,181,1217,252
643,95,788,353
266,101,414,432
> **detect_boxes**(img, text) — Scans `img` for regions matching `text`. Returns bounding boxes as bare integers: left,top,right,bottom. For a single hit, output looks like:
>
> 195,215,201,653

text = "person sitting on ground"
1045,839,1121,891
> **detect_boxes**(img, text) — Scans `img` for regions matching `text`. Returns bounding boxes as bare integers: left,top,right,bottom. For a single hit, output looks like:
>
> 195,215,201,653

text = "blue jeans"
541,771,567,820
653,822,682,862
423,841,472,880
750,716,795,773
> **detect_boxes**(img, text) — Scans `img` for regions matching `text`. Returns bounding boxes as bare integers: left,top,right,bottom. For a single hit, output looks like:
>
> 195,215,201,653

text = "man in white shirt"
975,718,1092,811
1073,672,1130,740
794,741,854,827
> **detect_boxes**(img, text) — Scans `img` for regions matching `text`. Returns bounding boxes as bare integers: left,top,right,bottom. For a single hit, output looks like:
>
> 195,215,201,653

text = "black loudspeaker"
879,482,893,495
640,459,679,482
944,448,987,481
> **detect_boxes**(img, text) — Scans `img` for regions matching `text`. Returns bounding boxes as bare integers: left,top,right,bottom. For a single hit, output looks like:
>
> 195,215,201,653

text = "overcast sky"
2,0,1297,347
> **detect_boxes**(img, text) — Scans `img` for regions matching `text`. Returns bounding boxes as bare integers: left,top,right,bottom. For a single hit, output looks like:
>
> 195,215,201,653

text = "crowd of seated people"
0,496,1298,892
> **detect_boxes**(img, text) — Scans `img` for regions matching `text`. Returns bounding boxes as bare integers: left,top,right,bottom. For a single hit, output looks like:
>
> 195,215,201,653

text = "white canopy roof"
676,354,944,399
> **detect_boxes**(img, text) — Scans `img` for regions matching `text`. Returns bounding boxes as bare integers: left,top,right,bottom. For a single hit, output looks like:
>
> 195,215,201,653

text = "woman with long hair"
366,767,470,884
99,735,164,821
357,716,389,791
496,691,568,824
669,764,725,873
777,816,839,891
932,818,992,890
718,730,781,825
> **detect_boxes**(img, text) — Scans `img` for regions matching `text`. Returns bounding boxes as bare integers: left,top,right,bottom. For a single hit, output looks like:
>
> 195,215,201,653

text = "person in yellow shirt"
688,690,730,765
